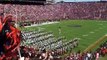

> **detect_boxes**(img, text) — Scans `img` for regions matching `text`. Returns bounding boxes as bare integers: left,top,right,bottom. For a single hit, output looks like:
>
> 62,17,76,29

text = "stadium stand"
0,2,107,23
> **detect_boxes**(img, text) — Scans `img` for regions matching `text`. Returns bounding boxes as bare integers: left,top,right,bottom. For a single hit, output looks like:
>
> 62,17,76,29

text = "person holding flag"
0,14,21,59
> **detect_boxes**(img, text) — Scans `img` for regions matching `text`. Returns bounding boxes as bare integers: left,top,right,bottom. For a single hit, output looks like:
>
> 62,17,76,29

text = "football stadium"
0,0,107,60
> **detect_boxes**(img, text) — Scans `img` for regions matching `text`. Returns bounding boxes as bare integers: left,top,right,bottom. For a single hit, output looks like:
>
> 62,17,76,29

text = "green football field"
20,20,107,60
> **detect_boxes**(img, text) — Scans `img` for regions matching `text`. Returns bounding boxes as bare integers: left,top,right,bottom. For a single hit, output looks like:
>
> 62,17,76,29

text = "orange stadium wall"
0,2,107,21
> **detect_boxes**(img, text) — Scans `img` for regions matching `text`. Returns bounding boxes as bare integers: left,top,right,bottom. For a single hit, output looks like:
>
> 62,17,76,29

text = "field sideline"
20,20,107,60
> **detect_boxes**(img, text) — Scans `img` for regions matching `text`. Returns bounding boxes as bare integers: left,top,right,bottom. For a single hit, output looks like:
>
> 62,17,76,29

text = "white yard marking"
90,31,95,33
105,34,107,36
25,21,59,28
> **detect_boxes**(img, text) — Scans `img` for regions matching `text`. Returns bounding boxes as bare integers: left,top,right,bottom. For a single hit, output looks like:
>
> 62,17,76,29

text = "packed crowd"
65,41,107,60
0,2,107,23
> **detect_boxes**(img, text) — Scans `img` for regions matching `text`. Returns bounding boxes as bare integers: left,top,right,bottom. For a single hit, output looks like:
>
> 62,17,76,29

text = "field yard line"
83,35,107,53
90,31,95,33
25,21,59,28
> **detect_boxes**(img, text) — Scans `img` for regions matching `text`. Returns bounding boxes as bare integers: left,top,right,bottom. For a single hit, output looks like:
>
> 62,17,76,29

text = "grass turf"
20,20,107,60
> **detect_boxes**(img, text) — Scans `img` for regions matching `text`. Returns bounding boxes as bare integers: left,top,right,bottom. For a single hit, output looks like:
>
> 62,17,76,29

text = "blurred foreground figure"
0,15,21,60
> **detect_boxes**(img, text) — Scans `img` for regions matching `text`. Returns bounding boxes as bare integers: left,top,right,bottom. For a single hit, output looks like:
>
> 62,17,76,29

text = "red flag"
0,15,21,59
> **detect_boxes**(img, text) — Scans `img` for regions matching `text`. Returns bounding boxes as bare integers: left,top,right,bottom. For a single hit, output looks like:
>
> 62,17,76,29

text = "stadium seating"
0,2,107,24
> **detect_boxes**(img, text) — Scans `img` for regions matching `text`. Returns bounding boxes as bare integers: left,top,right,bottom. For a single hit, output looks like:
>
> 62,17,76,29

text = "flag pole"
17,47,22,59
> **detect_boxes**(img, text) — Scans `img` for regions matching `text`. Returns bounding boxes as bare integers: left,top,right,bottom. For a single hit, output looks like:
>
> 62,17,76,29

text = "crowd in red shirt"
65,41,107,60
0,2,107,22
